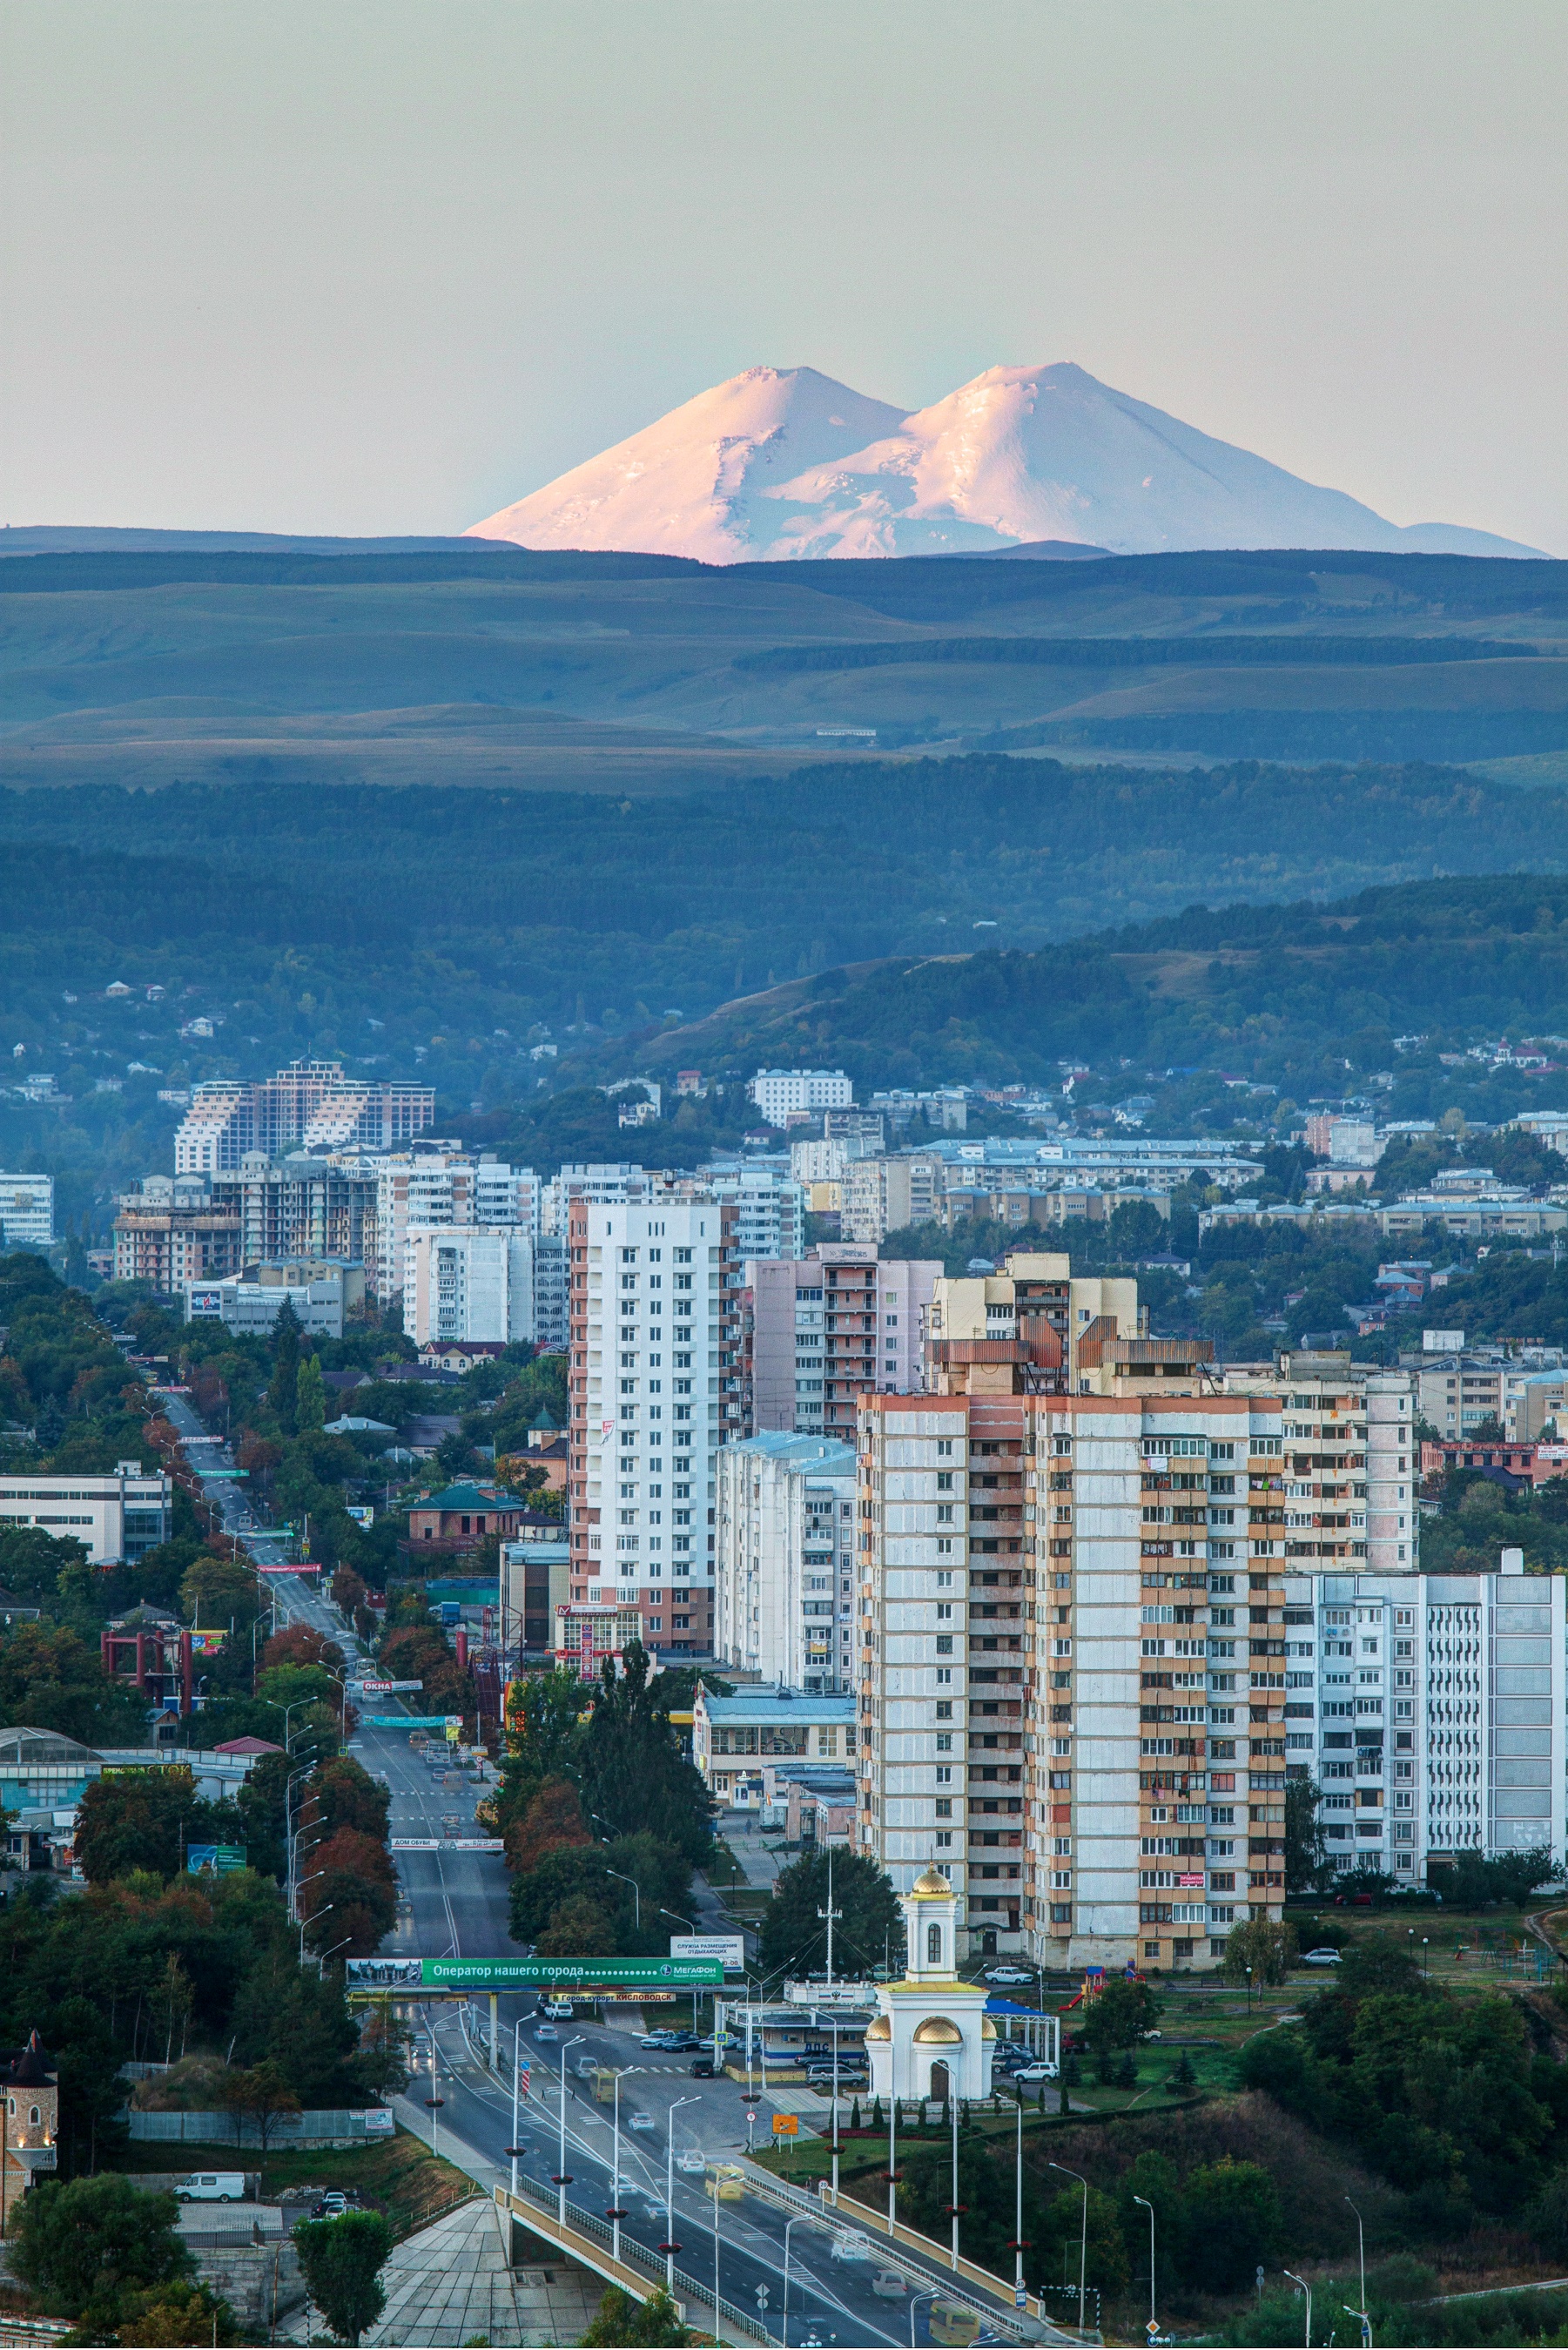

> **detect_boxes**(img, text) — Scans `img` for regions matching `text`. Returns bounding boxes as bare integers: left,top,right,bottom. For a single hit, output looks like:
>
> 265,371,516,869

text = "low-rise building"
0,1463,171,1565
406,1481,529,1556
1381,1193,1566,1241
185,1260,360,1337
552,1597,646,1680
715,1434,857,1693
691,1683,856,1809
500,1536,572,1654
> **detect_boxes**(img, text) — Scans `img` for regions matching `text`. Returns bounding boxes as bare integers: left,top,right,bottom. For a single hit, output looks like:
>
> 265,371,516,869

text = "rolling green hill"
1,544,1565,785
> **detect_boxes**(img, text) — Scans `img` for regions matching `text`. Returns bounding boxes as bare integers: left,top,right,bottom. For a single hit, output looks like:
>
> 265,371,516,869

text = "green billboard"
345,1956,724,1992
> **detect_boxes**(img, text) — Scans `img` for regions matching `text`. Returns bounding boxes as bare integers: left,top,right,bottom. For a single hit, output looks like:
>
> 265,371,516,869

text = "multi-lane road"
157,1385,1053,2348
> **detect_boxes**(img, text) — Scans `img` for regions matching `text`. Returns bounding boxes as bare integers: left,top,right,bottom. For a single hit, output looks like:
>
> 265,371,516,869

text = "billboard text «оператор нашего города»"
344,1956,727,1992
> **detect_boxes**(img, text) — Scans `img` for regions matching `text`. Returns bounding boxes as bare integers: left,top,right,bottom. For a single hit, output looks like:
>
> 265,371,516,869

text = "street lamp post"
603,1869,641,1929
783,2212,806,2349
946,2085,962,2272
1008,2091,1026,2309
554,2036,585,2226
1346,2194,1366,2320
664,2094,698,2293
1134,2194,1156,2337
608,2067,641,2269
1049,2160,1088,2340
507,2019,528,2201
1284,2268,1313,2348
910,2288,941,2347
885,2082,900,2232
424,2026,443,2160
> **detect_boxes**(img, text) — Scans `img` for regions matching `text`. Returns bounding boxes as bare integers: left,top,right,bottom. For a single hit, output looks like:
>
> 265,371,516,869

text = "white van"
176,2172,246,2204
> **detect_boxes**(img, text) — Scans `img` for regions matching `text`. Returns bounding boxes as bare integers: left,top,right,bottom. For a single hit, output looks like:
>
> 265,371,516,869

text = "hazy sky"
3,0,1565,549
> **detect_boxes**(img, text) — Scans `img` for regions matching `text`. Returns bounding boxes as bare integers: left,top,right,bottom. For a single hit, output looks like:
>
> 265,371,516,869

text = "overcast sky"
3,0,1565,550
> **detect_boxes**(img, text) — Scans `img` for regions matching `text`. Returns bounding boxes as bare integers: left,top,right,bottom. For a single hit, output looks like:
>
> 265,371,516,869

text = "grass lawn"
107,2126,476,2232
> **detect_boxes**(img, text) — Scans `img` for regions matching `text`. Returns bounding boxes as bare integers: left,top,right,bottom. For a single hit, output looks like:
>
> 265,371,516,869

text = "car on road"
1011,2061,1058,2083
575,2057,601,2079
542,1998,574,2018
982,1965,1034,1984
1302,1947,1343,1966
534,2023,558,2042
627,2111,656,2132
871,2268,907,2299
928,2299,981,2346
829,2232,873,2263
706,2164,745,2201
676,2149,705,2175
690,2058,717,2077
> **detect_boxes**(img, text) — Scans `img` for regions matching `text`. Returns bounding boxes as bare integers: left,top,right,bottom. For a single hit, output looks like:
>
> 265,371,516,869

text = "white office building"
715,1434,857,1693
185,1263,355,1338
1283,1566,1567,1878
0,1175,54,1254
402,1226,535,1348
748,1069,853,1129
568,1196,744,1657
0,1463,172,1565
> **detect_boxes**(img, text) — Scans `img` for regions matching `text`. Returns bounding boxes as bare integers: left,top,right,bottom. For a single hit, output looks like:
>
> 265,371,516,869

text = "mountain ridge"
469,360,1545,563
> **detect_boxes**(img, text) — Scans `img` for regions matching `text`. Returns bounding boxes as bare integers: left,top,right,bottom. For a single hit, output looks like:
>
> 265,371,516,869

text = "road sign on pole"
771,2114,798,2137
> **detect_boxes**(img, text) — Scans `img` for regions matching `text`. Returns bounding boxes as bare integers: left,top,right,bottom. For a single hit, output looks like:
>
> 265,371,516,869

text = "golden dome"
865,2016,892,2041
981,2019,997,2040
912,2017,963,2046
909,1865,954,1900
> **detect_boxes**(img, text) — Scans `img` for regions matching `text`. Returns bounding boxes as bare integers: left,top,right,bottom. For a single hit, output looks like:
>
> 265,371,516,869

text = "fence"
125,2107,394,2148
502,2171,770,2344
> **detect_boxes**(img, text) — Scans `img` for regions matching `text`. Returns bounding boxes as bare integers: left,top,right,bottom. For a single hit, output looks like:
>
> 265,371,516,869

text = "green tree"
1222,1915,1298,1988
293,2209,394,2347
1038,2182,1129,2300
74,1767,197,1883
1285,1775,1329,1892
269,1297,302,1432
1080,1975,1161,2053
219,2058,301,2153
575,1644,715,1864
757,1849,905,1983
294,1353,327,1433
10,2176,192,2326
578,2283,690,2345
1180,2158,1283,2289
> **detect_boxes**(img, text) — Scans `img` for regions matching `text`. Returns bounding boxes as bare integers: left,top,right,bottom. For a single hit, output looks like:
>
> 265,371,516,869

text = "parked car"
661,2032,703,2052
641,2030,680,2049
983,1966,1033,1985
542,1997,575,2019
1302,1947,1343,1966
627,2111,656,2132
1012,2061,1058,2084
310,2191,353,2218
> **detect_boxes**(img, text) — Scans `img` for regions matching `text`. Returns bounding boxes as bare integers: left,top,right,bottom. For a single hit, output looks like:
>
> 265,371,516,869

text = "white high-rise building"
690,1168,805,1263
373,1154,539,1305
0,1174,55,1253
542,1163,655,1236
568,1195,744,1657
402,1225,535,1348
748,1069,853,1129
715,1434,857,1692
1284,1566,1567,1878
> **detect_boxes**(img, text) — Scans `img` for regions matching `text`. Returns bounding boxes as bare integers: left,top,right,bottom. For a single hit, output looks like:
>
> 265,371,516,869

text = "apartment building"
372,1152,539,1304
743,1246,941,1438
1220,1352,1417,1573
542,1163,655,1236
1416,1350,1564,1442
212,1150,381,1271
112,1177,242,1289
842,1155,946,1244
402,1226,535,1348
789,1135,880,1185
714,1434,856,1692
174,1060,434,1174
687,1168,805,1262
1282,1567,1567,1878
748,1069,854,1128
0,1464,172,1565
857,1308,1289,1971
0,1175,54,1254
567,1196,743,1657
925,1252,1148,1393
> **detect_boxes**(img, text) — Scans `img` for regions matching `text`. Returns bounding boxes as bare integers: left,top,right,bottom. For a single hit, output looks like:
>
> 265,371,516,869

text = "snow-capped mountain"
468,360,1540,562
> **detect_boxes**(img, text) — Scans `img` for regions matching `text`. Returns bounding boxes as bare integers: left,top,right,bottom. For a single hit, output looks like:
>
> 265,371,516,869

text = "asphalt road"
158,1386,1044,2348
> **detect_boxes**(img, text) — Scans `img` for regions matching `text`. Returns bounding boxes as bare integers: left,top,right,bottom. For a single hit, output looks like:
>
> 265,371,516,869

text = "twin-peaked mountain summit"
468,360,1539,563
